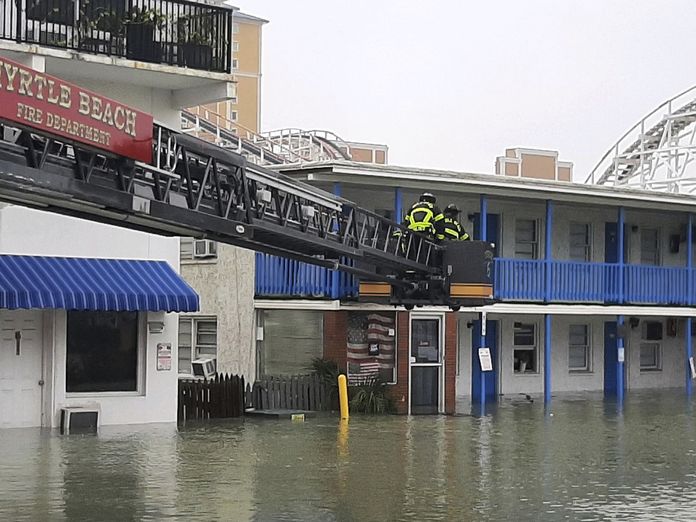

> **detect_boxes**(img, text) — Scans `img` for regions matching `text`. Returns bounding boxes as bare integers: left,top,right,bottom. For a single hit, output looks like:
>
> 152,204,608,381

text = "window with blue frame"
515,219,539,259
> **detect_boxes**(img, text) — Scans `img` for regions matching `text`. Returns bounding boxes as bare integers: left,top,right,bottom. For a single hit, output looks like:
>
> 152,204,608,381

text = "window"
640,343,661,371
178,317,218,374
233,41,239,52
259,310,323,376
640,320,662,371
347,312,397,384
232,23,240,34
180,238,218,261
229,110,238,122
515,219,538,259
232,58,239,70
640,228,660,265
66,311,140,393
513,322,537,373
569,223,591,262
568,324,591,371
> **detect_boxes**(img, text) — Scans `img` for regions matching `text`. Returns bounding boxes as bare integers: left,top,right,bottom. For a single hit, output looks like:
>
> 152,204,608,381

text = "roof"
276,160,696,213
235,11,269,24
0,255,199,312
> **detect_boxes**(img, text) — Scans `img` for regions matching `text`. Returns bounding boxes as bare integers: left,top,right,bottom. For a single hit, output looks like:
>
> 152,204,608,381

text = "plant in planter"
125,6,167,62
348,376,395,414
77,3,125,54
177,14,215,69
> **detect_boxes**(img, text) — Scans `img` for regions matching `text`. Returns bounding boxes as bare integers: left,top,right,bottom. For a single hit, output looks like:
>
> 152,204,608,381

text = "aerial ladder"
0,67,493,309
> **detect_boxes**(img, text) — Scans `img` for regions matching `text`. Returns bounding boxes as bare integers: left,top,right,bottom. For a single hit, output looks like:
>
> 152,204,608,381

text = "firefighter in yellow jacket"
436,204,470,242
403,192,444,240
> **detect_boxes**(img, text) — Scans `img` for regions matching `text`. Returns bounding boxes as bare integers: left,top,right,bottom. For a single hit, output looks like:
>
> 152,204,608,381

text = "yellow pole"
338,374,349,420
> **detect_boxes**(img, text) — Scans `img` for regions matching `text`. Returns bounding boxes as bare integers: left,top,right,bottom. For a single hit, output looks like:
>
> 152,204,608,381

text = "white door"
0,310,44,428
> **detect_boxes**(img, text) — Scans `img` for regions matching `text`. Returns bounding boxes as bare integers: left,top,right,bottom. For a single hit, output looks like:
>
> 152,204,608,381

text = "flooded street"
2,391,696,521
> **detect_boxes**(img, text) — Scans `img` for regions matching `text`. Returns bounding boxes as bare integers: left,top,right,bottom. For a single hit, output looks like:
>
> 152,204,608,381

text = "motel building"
0,0,242,428
253,151,696,414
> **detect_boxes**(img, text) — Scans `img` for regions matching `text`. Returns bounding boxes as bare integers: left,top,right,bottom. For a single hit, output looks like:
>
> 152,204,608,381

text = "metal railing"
495,258,693,305
255,253,358,299
1,0,232,73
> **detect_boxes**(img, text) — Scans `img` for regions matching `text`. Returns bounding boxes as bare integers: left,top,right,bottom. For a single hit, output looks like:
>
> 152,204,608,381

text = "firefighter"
403,192,444,240
436,204,470,242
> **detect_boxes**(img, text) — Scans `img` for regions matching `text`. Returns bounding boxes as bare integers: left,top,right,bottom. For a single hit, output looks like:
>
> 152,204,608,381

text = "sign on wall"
0,57,153,162
157,343,172,371
478,347,493,372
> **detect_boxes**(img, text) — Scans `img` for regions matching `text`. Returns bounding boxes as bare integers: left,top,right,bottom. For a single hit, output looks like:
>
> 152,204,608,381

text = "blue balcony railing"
495,258,693,305
255,253,358,300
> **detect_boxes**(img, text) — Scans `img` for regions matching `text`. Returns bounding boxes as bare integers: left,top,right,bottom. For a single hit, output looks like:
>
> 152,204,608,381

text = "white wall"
0,205,184,427
49,310,179,427
624,317,685,389
70,78,180,130
455,313,687,399
0,206,178,263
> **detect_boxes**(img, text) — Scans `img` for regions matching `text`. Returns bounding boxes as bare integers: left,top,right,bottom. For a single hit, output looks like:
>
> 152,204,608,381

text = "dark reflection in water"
2,391,696,521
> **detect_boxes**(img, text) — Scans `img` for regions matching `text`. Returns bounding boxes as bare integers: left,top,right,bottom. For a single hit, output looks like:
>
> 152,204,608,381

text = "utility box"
444,240,495,306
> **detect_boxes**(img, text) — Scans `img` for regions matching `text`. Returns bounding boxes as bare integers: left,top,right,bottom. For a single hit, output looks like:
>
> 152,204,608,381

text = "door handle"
38,379,45,386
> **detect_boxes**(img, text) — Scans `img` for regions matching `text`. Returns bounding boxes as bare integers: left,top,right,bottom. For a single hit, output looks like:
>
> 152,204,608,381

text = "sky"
246,1,695,181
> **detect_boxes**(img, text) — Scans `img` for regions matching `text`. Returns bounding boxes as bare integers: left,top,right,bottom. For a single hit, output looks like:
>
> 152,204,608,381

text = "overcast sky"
248,1,694,181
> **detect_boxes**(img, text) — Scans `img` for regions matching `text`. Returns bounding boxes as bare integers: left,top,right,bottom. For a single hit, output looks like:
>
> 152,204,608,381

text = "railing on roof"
1,0,233,73
495,258,693,305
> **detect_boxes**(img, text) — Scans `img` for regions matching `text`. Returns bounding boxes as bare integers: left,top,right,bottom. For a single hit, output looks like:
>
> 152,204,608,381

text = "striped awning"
0,255,199,312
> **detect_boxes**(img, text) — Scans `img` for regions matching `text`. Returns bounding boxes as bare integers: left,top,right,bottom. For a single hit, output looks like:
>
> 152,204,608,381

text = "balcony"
495,258,692,306
255,253,358,300
1,0,233,73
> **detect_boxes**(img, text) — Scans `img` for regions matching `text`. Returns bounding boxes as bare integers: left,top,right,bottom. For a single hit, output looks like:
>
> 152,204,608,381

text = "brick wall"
390,311,410,414
444,312,457,414
323,311,348,372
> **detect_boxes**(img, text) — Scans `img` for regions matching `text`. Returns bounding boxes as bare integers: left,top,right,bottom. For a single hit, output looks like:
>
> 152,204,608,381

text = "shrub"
349,377,395,414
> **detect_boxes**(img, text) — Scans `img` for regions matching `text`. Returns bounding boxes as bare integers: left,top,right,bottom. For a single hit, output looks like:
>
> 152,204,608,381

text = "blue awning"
0,255,199,312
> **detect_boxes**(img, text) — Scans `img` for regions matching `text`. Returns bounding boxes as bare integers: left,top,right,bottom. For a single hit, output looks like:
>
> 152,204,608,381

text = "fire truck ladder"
0,119,442,288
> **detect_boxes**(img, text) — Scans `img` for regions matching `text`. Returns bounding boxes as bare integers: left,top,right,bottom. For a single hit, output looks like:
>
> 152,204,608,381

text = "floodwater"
2,392,696,521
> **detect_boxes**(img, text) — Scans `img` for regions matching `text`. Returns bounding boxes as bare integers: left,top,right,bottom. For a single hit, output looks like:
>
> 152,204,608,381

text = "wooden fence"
246,374,332,411
178,373,245,423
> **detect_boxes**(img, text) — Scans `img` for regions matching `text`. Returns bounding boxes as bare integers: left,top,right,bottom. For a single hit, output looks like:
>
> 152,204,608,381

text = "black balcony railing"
1,0,233,73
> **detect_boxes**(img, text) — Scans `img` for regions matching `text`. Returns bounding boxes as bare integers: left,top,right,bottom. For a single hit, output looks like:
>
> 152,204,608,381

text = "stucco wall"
180,244,255,379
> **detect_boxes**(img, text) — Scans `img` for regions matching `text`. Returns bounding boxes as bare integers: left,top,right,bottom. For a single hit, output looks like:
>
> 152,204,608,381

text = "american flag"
347,313,395,385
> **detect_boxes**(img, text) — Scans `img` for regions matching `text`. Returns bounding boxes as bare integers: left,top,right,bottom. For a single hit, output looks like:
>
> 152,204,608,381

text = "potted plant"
177,14,214,69
77,2,126,54
125,6,166,62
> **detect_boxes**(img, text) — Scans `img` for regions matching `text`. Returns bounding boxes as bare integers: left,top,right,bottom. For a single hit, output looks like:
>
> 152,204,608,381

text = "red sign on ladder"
0,57,153,163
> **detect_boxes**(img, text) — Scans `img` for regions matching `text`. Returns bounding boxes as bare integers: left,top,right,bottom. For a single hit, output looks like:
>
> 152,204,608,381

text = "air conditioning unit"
192,358,217,379
193,239,217,259
60,407,99,434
